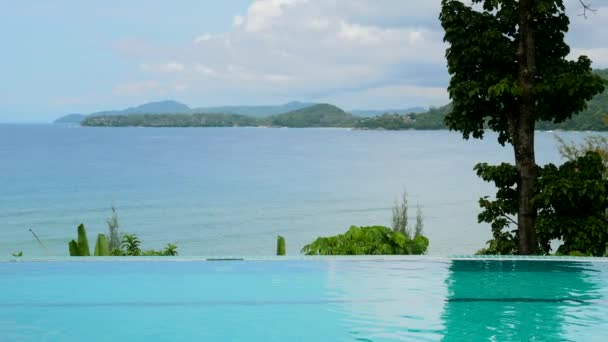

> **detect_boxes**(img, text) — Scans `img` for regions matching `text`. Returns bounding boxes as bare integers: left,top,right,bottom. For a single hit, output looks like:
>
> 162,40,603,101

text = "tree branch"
498,207,519,226
578,0,597,19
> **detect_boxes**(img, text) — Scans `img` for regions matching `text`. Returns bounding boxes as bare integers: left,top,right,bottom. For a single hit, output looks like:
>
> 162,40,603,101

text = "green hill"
355,105,451,130
383,69,608,131
350,107,426,117
54,113,87,124
82,113,258,127
55,100,317,123
191,101,316,117
266,104,358,128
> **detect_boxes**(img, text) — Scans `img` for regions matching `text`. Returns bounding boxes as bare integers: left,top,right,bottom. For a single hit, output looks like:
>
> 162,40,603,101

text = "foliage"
68,224,113,256
121,233,142,256
276,236,286,256
413,105,452,130
475,152,608,256
362,69,605,131
139,243,179,256
439,0,604,144
69,240,80,256
106,206,121,254
264,104,358,128
11,251,23,257
355,113,416,130
82,112,259,127
82,104,358,128
68,224,92,256
440,0,605,254
415,205,424,237
77,223,91,256
163,243,179,256
391,190,410,237
556,134,608,171
67,221,177,256
93,234,110,256
301,225,429,256
537,70,608,131
390,190,425,240
78,87,608,132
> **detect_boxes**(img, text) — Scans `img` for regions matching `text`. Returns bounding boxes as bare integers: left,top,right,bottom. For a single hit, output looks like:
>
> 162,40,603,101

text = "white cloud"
324,85,449,110
194,64,216,76
110,0,606,108
161,61,185,72
194,34,214,43
174,84,190,92
570,48,608,68
140,61,185,73
233,15,244,27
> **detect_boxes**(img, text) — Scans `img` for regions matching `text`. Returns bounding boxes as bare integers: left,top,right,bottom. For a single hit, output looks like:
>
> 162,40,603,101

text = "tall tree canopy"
440,0,605,254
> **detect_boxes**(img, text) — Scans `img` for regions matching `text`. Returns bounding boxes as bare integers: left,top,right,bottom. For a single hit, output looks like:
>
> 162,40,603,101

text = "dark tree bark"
514,0,538,254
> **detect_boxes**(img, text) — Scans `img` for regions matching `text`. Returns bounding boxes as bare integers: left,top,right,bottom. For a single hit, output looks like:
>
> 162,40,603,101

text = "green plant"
392,190,410,237
475,152,608,256
11,251,23,257
163,243,178,256
68,224,91,256
106,206,121,253
94,234,110,256
138,244,178,256
277,236,286,256
301,225,429,256
121,233,142,256
440,0,605,254
415,204,424,237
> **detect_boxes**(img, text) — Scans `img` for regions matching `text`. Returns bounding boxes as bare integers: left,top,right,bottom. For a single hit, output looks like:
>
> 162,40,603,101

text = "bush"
475,152,608,256
301,225,429,255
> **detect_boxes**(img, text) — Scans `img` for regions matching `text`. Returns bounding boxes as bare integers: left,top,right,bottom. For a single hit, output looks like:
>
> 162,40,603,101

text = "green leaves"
301,225,429,256
93,234,110,256
476,152,608,256
77,224,91,256
121,234,142,256
68,224,91,256
440,0,605,144
276,236,286,256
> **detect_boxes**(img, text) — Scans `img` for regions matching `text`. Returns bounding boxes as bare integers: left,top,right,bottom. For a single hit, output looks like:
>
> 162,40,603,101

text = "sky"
1,0,607,123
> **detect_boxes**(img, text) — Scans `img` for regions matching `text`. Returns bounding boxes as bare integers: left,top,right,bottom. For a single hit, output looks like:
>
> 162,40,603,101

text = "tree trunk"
515,0,538,255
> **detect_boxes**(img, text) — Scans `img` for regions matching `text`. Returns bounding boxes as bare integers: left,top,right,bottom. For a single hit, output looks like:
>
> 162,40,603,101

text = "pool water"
1,259,607,341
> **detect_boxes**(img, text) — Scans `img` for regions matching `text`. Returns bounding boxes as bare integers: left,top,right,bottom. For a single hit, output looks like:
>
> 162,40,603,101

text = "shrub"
301,225,429,256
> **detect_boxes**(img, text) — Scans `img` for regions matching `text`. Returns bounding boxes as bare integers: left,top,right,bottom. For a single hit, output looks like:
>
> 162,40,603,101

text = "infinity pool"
1,258,607,341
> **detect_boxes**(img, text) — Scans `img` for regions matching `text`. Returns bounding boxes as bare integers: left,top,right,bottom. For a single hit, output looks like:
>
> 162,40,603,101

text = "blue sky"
1,0,607,123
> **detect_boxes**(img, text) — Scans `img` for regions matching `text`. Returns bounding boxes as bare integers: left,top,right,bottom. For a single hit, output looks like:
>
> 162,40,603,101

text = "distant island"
80,103,451,129
61,69,607,130
55,100,425,125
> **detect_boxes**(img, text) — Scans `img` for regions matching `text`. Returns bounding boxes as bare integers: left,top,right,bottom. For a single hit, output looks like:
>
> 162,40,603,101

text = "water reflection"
441,260,606,341
323,260,450,341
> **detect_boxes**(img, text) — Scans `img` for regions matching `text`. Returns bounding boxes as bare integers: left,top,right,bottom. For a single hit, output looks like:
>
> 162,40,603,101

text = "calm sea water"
0,124,597,256
1,259,607,341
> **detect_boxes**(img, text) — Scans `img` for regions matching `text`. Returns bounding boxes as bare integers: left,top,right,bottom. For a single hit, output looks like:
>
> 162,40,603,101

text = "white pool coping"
3,255,608,262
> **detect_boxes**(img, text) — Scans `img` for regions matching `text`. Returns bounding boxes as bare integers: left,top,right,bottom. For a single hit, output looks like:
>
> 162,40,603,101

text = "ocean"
0,124,592,256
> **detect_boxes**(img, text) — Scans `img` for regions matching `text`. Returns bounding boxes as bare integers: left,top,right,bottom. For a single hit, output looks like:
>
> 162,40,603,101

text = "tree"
475,152,608,256
106,206,121,253
440,0,605,254
556,134,608,171
391,190,409,236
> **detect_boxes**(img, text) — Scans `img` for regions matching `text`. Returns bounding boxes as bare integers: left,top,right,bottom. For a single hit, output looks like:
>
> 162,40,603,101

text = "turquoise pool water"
1,258,607,341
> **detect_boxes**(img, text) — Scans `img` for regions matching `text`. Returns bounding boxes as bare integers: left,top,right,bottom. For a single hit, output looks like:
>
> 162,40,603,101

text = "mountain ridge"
54,100,428,124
